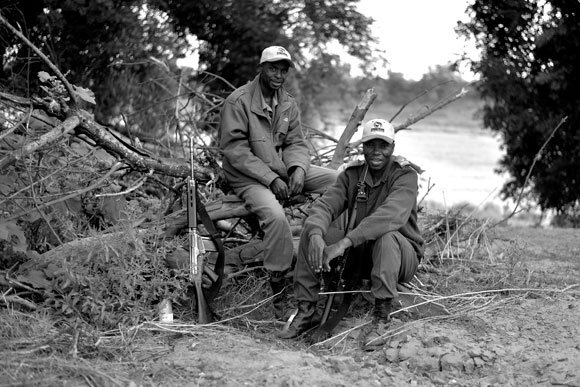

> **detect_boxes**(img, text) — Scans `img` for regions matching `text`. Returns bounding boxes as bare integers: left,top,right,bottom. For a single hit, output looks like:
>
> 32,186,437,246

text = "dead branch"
393,86,469,133
389,80,455,123
1,294,38,310
328,88,377,170
0,115,80,169
5,162,124,222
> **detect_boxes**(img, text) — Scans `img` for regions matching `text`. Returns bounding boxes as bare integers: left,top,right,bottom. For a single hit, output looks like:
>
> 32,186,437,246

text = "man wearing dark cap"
278,118,424,350
219,46,337,320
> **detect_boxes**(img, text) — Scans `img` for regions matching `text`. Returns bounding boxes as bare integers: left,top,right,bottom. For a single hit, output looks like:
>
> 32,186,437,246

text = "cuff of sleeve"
262,171,280,187
308,229,323,239
287,161,310,174
345,230,365,247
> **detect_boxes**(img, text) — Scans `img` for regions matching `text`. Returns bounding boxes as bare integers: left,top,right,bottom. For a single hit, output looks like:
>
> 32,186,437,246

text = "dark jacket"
303,157,424,259
219,75,310,188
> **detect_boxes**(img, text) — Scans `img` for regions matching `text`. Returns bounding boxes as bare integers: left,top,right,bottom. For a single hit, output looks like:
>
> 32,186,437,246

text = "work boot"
359,298,392,351
269,272,290,320
277,301,317,339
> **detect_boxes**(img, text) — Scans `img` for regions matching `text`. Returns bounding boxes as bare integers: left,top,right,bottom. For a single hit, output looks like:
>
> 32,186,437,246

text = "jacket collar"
363,157,394,187
249,74,290,118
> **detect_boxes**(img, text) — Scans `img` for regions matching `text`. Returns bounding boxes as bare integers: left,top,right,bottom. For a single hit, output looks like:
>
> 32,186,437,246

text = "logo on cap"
371,121,385,132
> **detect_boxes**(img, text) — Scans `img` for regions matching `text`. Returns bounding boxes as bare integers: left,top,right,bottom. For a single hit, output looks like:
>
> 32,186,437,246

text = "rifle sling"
195,190,225,302
316,166,369,336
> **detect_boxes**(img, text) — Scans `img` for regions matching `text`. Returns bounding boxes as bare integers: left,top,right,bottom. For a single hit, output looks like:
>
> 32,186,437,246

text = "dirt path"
139,226,579,386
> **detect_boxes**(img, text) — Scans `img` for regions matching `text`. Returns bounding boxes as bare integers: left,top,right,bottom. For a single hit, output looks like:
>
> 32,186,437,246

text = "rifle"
187,138,213,324
312,170,368,340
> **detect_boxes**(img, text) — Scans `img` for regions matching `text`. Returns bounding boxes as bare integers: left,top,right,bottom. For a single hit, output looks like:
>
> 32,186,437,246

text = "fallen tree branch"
393,86,469,133
1,294,38,310
0,115,81,169
4,162,124,222
328,88,377,169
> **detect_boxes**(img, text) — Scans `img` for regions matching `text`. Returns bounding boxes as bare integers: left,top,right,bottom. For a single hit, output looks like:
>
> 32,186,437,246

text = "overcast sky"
352,0,477,80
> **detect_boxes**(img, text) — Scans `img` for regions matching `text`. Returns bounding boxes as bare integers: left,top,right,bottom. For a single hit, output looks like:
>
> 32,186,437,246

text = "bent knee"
377,231,399,247
253,201,285,220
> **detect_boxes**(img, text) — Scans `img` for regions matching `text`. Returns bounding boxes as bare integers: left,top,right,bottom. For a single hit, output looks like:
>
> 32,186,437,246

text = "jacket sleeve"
346,170,418,247
304,171,349,239
281,104,310,174
219,99,280,186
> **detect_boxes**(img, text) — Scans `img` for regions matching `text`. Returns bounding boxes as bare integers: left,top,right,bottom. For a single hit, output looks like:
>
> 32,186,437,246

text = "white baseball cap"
259,46,295,68
360,119,395,144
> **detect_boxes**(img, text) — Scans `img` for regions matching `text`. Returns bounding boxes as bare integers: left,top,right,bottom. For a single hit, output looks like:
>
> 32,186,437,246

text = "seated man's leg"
303,165,347,232
303,164,338,194
278,230,321,338
234,184,294,319
361,231,419,350
370,231,419,301
234,184,294,272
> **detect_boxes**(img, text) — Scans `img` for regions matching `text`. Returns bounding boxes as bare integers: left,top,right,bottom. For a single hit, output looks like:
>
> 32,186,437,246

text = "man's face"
363,139,394,171
260,61,290,91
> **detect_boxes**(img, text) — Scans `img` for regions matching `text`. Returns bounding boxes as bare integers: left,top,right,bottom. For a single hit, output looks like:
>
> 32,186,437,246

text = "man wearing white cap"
219,46,338,320
278,118,424,350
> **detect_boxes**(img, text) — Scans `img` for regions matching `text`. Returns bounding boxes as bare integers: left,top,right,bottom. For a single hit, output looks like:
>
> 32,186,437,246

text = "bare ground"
1,226,579,387
128,226,580,387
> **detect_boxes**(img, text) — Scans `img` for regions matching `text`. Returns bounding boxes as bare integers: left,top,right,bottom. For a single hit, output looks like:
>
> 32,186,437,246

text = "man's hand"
307,234,326,272
270,177,289,200
288,167,305,196
322,237,353,271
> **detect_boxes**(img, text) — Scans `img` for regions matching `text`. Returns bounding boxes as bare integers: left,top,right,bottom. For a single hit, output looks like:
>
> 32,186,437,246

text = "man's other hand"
322,237,353,271
270,177,289,200
307,234,326,272
288,167,305,196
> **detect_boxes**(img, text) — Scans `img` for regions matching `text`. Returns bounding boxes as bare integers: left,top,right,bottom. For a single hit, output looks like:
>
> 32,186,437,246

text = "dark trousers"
293,229,419,302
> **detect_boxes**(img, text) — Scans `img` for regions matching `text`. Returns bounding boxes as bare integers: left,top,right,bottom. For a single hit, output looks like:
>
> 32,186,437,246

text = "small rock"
481,349,495,360
440,352,466,372
409,355,440,372
424,346,448,358
424,335,451,347
473,356,486,368
384,347,399,363
463,358,476,374
328,356,357,373
362,359,379,368
467,346,483,358
398,337,422,361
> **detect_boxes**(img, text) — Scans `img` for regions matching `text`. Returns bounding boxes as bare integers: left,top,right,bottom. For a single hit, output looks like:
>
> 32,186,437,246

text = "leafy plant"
35,229,189,330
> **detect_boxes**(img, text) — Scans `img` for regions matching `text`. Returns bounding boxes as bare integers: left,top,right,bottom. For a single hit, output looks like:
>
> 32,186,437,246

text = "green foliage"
1,0,189,137
1,0,377,140
457,0,580,216
158,0,376,90
36,230,188,330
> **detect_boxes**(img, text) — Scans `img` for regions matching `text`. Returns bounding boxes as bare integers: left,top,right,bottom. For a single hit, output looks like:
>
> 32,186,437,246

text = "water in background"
343,123,507,209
